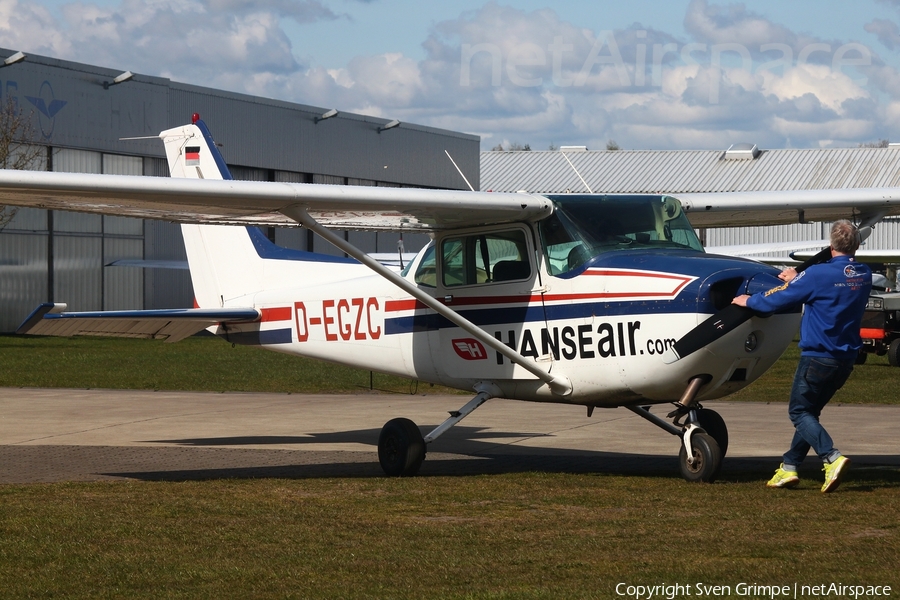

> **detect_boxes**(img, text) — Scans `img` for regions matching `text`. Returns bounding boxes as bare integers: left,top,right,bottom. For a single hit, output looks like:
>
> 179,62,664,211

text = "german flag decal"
185,146,200,166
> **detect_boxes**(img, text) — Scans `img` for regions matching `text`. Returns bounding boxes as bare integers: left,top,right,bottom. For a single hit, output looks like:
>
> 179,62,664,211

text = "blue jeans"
783,355,854,466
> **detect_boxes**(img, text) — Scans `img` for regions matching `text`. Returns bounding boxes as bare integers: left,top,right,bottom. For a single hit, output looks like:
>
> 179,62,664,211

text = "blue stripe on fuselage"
221,327,293,346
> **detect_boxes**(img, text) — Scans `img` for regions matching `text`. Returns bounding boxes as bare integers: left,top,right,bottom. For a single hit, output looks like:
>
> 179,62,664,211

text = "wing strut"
280,205,573,397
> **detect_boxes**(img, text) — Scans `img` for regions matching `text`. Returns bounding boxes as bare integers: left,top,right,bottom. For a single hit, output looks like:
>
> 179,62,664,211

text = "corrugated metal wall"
0,221,48,330
705,219,900,260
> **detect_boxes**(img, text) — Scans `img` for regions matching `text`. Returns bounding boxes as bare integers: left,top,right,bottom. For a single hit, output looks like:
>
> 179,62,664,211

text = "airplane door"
434,225,549,381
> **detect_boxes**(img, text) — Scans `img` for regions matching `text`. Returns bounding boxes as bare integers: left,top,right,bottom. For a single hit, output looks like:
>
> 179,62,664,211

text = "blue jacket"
746,255,872,360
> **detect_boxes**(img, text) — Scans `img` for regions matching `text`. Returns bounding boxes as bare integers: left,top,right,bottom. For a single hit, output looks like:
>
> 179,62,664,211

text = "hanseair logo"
452,338,487,360
844,264,861,278
25,81,68,139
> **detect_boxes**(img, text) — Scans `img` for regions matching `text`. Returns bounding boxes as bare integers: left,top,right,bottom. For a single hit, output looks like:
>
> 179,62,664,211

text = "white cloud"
760,64,869,112
1,0,896,150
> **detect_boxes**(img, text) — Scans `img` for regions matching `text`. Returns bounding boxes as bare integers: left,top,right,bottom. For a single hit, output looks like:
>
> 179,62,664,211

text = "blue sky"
5,0,900,150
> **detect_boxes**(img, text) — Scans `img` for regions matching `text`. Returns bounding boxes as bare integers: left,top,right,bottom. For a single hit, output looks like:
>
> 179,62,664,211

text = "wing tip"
16,303,67,335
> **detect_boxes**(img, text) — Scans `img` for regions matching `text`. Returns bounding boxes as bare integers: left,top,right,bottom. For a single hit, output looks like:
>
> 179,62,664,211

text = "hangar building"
0,49,480,332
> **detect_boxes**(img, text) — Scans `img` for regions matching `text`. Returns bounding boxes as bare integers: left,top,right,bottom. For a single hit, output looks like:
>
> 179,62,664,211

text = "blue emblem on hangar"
25,81,67,139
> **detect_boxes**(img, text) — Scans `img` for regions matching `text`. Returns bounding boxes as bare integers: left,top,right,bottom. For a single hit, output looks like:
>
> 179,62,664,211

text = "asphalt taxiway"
0,387,897,483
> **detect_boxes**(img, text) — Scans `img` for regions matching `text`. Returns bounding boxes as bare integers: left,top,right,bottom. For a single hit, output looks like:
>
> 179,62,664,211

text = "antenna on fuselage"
560,151,593,193
445,150,475,192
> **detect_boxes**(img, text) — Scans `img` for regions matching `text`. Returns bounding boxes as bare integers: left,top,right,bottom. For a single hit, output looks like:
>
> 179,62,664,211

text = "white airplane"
5,115,900,482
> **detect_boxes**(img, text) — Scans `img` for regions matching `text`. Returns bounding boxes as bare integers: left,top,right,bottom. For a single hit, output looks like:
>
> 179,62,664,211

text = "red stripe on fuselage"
261,307,292,322
381,271,694,313
385,299,424,312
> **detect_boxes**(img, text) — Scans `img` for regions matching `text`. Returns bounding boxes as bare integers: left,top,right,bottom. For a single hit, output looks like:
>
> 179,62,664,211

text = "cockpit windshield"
539,194,704,276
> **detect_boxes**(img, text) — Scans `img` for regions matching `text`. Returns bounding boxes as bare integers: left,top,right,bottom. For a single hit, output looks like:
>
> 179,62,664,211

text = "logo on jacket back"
844,264,861,278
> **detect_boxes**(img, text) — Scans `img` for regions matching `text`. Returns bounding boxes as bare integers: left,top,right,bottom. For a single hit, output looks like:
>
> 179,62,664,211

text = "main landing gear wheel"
679,432,722,483
378,418,426,477
695,409,728,458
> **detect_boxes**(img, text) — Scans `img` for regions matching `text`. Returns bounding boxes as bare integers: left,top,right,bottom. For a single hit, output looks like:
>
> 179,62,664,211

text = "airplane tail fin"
159,117,367,309
160,118,264,308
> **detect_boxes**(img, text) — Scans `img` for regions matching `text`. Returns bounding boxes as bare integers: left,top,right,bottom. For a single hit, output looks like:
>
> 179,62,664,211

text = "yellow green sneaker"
822,455,850,493
766,464,800,488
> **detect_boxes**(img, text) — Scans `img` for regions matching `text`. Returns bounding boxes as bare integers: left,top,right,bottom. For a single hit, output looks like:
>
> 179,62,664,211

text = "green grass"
1,473,898,599
2,334,900,403
1,336,899,597
0,334,457,395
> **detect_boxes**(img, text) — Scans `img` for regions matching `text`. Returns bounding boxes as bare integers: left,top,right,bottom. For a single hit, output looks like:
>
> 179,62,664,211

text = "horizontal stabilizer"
105,259,190,270
17,303,260,343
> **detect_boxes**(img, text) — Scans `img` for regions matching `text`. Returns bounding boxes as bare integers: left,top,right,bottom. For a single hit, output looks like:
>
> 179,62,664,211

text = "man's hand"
779,267,797,282
732,294,750,307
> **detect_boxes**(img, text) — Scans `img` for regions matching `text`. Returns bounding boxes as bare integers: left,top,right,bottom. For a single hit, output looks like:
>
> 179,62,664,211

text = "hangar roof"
480,147,900,194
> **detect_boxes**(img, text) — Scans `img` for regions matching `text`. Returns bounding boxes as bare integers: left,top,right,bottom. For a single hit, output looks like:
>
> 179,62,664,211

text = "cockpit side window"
440,229,532,287
413,244,437,287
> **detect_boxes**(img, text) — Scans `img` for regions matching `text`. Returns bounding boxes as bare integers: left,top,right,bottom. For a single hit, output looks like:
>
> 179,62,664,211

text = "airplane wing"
706,240,829,259
677,189,900,228
0,169,552,232
1,168,899,231
792,248,900,263
17,303,260,343
706,239,869,266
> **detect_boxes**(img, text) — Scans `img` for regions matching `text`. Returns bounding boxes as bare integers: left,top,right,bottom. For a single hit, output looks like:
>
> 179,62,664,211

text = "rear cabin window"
440,229,532,287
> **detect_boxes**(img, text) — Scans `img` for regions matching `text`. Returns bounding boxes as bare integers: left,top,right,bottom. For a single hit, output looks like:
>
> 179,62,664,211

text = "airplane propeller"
662,245,832,364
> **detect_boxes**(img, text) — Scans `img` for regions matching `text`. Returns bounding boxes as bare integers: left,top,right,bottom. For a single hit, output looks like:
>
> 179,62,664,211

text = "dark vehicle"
858,292,900,365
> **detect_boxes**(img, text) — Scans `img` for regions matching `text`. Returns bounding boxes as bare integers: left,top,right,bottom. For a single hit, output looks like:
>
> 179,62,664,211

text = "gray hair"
831,219,860,254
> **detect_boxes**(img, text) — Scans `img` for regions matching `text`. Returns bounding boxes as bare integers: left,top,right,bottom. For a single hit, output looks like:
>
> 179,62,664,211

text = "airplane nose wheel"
378,417,426,477
627,376,725,483
678,431,721,483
